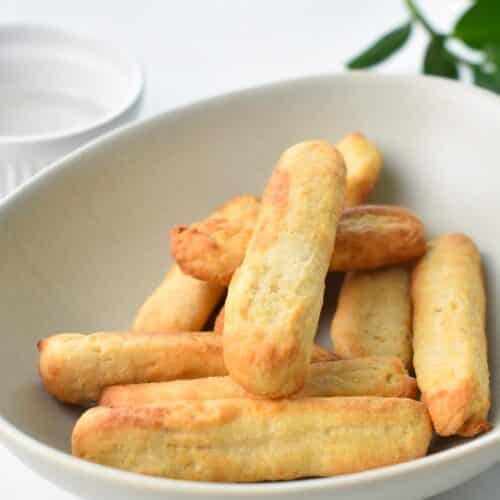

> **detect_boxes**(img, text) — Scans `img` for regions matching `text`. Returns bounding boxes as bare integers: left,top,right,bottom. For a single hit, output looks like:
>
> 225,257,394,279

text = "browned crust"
412,233,491,437
171,134,384,286
79,397,430,433
223,141,346,398
99,356,417,407
310,344,339,362
401,376,419,399
37,332,226,404
171,195,260,286
423,382,492,437
458,418,493,437
336,132,383,207
213,307,225,334
171,204,426,286
73,397,432,482
330,205,426,271
37,331,335,404
217,305,336,367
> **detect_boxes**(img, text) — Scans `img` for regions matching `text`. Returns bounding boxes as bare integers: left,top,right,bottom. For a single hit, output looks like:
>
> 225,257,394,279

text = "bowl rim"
1,411,499,495
0,23,144,144
0,71,499,495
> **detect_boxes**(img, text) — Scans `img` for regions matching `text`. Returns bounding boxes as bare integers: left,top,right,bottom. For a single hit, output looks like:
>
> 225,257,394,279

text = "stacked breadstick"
37,133,491,483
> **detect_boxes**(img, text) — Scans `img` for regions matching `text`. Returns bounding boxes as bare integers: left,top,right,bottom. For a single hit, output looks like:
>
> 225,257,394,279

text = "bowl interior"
0,24,142,140
0,74,498,464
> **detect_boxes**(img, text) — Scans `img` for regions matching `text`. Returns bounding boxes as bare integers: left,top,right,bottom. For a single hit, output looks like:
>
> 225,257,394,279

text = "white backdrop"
2,1,499,498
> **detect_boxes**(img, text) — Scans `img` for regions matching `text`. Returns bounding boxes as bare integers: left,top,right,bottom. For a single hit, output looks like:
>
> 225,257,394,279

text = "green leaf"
473,66,500,93
423,37,459,79
454,1,500,49
347,23,412,69
484,44,500,66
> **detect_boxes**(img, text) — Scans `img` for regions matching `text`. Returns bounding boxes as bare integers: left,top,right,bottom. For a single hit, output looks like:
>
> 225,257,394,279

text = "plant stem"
404,0,479,70
404,0,438,37
449,51,476,68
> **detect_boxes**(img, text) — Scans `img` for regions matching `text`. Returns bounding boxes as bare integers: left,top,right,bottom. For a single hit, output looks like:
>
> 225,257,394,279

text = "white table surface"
1,1,498,498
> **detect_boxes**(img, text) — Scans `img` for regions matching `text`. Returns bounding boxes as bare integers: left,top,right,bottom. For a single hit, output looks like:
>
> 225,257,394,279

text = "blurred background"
3,0,472,119
1,1,497,499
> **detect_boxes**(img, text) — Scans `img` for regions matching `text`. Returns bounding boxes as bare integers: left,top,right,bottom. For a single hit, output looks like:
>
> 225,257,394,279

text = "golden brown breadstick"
171,195,260,286
172,205,425,286
213,306,225,334
337,132,382,207
330,205,425,271
412,233,491,437
100,356,417,406
172,133,383,287
309,344,339,362
331,267,413,369
132,265,224,334
38,332,335,404
224,141,346,397
38,332,225,404
73,397,432,482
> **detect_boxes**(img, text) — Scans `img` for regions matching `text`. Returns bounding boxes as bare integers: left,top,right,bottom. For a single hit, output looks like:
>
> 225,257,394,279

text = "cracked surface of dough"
331,266,413,369
38,332,335,404
132,265,224,334
412,233,491,437
73,397,431,482
100,356,417,406
224,141,346,397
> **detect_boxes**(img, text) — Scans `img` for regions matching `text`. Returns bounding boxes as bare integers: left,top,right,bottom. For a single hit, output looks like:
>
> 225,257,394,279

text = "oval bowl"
0,73,499,500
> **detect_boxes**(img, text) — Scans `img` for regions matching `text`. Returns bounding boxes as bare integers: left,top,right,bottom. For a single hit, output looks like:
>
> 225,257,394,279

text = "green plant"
346,0,500,93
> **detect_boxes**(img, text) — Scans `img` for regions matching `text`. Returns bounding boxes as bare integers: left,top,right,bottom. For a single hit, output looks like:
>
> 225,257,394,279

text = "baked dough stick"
213,306,225,334
331,267,412,369
336,132,382,207
412,233,491,437
331,205,426,271
38,332,335,404
135,197,258,332
199,207,424,336
172,205,425,286
172,134,382,287
132,265,224,334
73,397,432,482
171,195,260,286
100,356,418,406
38,332,225,404
224,141,346,397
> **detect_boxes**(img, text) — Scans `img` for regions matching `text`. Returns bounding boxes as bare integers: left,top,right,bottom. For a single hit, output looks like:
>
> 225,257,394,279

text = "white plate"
0,24,143,195
0,73,498,500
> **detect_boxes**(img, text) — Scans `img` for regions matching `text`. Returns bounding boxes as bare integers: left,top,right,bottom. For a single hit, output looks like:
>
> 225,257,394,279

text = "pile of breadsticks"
37,133,491,483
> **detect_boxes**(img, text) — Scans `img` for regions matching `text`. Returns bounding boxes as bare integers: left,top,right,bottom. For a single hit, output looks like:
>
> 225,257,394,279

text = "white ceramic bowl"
0,24,143,196
0,73,498,500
